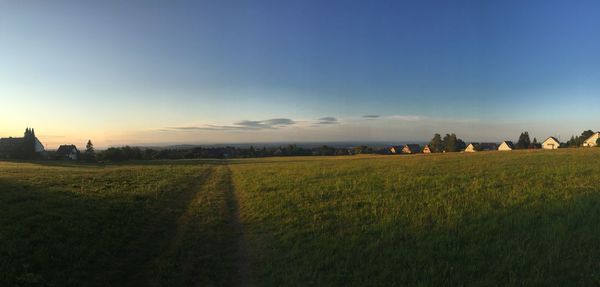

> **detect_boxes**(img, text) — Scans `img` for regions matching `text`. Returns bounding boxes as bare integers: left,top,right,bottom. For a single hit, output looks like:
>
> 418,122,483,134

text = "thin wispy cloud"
165,118,297,132
235,118,296,129
38,134,66,138
359,114,421,121
387,115,422,121
315,117,339,125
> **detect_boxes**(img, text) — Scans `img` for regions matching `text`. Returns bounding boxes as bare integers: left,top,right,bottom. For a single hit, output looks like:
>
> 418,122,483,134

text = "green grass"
0,161,238,287
2,149,600,286
231,149,600,286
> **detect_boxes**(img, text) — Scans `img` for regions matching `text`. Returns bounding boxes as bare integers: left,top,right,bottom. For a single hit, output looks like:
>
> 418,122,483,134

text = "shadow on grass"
2,155,385,169
0,159,227,168
247,192,600,286
0,168,235,287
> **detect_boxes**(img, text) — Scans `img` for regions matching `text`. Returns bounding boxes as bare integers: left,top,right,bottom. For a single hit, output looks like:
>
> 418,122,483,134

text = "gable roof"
479,143,498,150
0,137,24,151
403,144,422,153
500,141,515,148
466,143,497,151
584,132,600,142
56,145,78,155
543,137,560,144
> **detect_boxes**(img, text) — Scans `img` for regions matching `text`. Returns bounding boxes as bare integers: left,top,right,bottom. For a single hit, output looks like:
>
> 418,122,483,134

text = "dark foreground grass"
0,161,238,287
231,149,600,286
2,149,600,286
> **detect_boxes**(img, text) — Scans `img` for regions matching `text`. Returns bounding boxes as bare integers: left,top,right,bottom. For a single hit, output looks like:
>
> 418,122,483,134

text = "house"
583,132,600,147
56,145,79,160
465,143,478,152
402,144,422,154
422,144,433,154
542,137,561,150
465,143,497,152
389,146,403,154
498,141,515,151
0,128,45,159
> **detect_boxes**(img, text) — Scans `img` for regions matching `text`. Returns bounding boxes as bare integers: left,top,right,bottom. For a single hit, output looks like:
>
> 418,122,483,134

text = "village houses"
542,137,561,150
583,132,600,147
498,141,515,151
402,144,422,154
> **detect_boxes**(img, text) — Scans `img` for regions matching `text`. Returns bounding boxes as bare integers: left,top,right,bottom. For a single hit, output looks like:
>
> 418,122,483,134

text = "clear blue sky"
1,0,599,148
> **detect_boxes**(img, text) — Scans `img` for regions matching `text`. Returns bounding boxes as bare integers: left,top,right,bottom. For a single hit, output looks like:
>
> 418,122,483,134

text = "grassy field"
2,149,600,286
0,161,239,286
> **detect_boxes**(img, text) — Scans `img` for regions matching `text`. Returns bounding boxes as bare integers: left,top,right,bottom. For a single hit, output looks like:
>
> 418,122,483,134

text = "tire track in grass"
149,164,242,287
223,164,253,287
117,167,216,286
112,163,251,286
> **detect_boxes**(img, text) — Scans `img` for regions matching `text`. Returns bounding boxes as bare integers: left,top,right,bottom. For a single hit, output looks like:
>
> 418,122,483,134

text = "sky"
1,0,600,148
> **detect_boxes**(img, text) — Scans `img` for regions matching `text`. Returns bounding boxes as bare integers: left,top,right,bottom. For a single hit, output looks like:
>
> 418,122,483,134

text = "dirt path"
223,164,253,287
116,167,216,286
102,164,252,286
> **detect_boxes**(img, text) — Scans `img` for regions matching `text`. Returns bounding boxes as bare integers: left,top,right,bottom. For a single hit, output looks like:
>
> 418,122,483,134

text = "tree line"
80,130,600,162
4,128,599,162
427,133,467,153
427,130,599,152
93,144,382,162
566,130,597,147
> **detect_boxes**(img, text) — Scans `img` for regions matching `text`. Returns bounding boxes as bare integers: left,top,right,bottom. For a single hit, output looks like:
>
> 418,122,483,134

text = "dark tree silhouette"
442,133,462,152
429,134,443,153
85,140,96,162
516,132,531,149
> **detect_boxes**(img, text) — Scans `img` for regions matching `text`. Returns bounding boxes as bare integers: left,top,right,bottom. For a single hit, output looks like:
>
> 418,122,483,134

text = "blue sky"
1,0,599,148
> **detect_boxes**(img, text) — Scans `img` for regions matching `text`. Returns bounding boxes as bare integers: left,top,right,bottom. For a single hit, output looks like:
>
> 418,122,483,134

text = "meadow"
2,149,600,286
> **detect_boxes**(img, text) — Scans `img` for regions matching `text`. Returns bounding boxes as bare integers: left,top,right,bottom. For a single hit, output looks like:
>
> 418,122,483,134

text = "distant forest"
2,130,598,162
81,129,600,162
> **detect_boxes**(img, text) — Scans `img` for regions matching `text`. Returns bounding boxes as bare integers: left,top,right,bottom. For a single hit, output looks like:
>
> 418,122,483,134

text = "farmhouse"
542,137,561,150
465,143,477,152
402,144,422,154
56,145,79,160
422,144,433,153
389,146,402,154
498,141,515,151
0,128,45,159
465,143,497,152
583,132,600,147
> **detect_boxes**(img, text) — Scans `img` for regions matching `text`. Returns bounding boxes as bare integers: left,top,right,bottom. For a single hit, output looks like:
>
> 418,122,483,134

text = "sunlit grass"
231,149,600,286
2,149,600,286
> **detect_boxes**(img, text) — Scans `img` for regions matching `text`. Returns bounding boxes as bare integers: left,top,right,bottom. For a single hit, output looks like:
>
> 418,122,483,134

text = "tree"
597,138,600,147
516,132,531,149
531,137,539,149
456,138,467,151
17,128,38,159
429,134,443,153
567,135,577,147
581,130,595,141
84,140,96,162
442,133,459,152
352,146,372,154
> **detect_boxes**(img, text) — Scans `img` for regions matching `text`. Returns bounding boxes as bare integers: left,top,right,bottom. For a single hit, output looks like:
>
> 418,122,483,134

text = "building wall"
542,139,560,149
465,144,476,152
583,133,599,147
498,142,512,151
34,138,45,152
